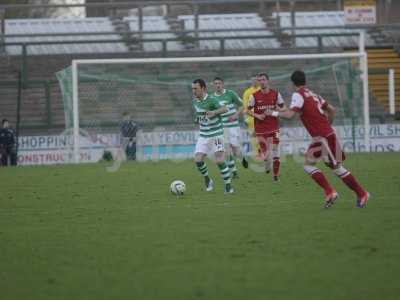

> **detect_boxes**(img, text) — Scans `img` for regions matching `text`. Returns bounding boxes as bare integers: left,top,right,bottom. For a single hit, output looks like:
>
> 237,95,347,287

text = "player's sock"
241,157,248,168
251,137,259,159
272,157,280,177
228,155,238,177
304,165,334,195
264,157,271,173
311,172,335,195
218,162,231,185
333,166,366,197
196,161,209,178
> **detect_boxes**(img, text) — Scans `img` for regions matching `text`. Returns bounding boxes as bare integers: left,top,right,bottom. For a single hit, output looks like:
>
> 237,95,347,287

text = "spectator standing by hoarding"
0,119,17,166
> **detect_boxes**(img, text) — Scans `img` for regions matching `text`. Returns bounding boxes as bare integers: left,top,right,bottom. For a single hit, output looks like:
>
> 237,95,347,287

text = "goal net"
56,53,368,163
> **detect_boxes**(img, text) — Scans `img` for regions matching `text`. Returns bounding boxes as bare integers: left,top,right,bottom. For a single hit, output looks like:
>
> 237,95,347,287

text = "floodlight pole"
72,60,80,164
359,30,370,151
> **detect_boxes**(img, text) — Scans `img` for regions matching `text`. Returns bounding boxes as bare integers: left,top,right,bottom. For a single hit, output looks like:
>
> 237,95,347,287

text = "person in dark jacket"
0,119,17,166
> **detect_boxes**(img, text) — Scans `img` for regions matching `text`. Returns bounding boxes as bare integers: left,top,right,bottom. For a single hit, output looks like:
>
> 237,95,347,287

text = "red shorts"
256,131,279,156
307,133,346,168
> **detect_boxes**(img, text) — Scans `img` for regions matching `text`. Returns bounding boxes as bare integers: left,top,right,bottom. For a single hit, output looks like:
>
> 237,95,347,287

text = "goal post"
72,60,80,165
58,31,370,164
359,30,370,156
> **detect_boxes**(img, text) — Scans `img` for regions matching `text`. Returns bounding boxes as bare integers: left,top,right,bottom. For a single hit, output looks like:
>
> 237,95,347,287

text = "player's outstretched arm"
276,104,288,112
274,92,287,113
265,109,297,119
265,104,288,115
323,104,336,124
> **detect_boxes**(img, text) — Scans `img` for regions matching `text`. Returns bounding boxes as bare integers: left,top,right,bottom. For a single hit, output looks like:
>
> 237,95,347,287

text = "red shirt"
290,87,334,138
249,89,284,135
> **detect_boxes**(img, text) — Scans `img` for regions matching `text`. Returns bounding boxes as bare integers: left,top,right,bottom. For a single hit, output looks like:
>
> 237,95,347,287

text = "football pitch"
1,153,399,300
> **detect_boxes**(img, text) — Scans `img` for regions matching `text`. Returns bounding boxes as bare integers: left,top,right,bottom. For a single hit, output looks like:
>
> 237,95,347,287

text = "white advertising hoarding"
16,123,400,166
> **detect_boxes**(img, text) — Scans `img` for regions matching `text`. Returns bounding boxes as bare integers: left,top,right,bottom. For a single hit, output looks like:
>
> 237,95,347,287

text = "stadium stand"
382,27,400,50
275,11,376,48
124,16,183,52
0,80,64,133
4,18,128,55
0,5,398,133
0,85,17,122
368,48,400,113
77,82,192,129
178,13,280,50
2,12,381,55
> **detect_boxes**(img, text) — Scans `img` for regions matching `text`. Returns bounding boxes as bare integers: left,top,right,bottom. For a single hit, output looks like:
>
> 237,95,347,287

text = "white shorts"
195,135,225,155
224,126,241,147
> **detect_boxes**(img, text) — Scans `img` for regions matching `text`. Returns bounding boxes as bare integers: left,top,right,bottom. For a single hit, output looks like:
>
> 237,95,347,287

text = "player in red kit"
246,73,286,181
266,70,369,208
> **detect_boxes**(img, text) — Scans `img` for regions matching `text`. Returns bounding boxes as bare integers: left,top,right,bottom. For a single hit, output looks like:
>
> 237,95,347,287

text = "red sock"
273,157,280,177
341,173,366,197
311,171,334,196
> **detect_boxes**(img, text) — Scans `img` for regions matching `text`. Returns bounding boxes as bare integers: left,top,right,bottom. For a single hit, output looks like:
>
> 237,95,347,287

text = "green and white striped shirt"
193,94,224,138
213,89,243,128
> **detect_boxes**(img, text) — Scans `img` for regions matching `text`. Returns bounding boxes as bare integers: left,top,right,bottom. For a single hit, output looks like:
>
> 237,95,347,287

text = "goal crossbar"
72,52,363,66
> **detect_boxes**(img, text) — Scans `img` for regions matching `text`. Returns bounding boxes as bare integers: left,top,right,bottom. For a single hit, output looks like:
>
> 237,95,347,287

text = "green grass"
0,153,399,300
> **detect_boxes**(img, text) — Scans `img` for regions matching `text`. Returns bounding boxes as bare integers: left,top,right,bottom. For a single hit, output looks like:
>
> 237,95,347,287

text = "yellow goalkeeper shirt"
242,85,260,130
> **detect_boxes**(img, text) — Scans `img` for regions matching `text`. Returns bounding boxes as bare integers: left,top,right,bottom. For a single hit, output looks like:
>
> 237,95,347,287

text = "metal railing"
0,25,377,38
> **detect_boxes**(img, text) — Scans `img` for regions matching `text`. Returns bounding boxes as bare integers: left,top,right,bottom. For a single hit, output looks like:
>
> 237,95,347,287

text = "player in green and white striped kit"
213,77,248,179
192,78,234,194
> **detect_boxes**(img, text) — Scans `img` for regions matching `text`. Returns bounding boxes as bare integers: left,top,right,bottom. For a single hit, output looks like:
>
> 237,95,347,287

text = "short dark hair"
257,72,269,80
213,77,224,82
291,70,306,86
192,78,206,89
2,119,8,125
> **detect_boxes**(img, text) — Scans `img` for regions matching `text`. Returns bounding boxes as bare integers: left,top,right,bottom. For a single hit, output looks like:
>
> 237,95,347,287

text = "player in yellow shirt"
242,75,261,159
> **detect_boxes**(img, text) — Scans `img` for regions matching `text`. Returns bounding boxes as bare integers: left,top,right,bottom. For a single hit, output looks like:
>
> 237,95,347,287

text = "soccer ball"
170,180,186,195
